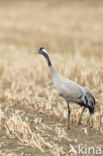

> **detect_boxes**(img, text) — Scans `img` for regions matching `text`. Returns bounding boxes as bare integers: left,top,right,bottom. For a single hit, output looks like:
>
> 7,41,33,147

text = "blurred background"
0,0,103,55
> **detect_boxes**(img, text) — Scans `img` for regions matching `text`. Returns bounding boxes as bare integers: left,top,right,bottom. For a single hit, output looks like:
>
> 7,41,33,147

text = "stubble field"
0,0,103,155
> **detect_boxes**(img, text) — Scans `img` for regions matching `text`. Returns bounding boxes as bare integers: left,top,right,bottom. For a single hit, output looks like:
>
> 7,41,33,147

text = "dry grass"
0,0,103,155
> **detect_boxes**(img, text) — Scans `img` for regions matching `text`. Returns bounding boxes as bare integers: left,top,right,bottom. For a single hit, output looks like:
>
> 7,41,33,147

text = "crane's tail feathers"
84,95,94,114
88,105,94,114
84,87,96,114
88,95,95,114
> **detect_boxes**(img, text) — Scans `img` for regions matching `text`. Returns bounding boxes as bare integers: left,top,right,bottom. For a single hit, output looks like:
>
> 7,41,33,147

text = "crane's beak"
32,48,39,55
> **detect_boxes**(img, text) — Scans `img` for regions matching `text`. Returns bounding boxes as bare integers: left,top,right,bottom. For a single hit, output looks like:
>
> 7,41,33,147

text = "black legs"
68,104,71,129
78,107,85,126
66,103,87,128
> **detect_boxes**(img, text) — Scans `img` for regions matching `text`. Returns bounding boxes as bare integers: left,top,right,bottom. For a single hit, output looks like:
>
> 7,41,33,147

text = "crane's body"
50,66,84,103
37,47,95,129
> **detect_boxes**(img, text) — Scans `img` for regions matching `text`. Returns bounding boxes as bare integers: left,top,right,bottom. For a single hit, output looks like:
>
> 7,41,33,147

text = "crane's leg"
67,104,71,129
87,114,91,126
78,107,85,126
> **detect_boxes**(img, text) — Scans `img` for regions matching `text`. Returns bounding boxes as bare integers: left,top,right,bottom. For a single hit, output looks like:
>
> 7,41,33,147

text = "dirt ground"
0,99,102,156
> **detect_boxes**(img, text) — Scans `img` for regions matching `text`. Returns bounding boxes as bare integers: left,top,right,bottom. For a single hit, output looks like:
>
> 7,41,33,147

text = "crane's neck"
42,52,52,67
42,52,57,76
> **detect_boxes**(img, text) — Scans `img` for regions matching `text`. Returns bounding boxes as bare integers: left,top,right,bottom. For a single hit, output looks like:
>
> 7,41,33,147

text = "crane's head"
35,47,51,66
38,47,48,55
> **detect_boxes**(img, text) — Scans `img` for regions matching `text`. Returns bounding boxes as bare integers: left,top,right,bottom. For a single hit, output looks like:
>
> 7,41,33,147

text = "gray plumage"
37,47,95,129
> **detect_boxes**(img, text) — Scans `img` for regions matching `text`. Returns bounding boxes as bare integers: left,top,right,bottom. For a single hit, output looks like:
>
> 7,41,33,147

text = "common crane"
35,47,95,129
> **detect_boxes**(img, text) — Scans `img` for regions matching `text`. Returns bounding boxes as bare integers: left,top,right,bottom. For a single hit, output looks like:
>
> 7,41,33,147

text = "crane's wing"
55,77,84,102
83,87,96,106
